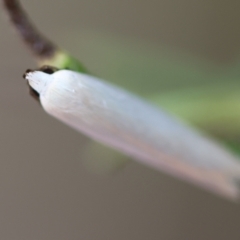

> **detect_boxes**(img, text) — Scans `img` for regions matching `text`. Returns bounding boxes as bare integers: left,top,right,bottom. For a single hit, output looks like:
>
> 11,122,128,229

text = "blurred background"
1,0,240,239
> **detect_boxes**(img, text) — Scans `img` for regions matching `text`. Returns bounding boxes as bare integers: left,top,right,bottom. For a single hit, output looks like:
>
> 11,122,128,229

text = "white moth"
25,69,240,199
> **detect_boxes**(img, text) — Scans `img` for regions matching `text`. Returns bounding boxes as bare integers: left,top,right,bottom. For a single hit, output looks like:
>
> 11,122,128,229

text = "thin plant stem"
2,0,88,72
2,0,57,59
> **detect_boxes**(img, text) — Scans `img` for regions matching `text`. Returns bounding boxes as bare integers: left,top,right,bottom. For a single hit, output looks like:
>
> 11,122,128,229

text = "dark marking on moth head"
23,69,32,79
27,82,40,102
39,65,59,74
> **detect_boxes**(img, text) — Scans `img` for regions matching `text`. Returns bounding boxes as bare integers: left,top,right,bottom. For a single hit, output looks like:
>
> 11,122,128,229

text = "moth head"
23,65,58,101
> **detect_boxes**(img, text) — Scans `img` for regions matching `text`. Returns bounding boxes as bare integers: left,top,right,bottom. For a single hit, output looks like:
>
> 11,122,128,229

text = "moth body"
25,69,240,198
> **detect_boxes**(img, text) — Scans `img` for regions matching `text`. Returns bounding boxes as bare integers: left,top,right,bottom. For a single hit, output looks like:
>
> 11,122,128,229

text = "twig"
2,0,57,59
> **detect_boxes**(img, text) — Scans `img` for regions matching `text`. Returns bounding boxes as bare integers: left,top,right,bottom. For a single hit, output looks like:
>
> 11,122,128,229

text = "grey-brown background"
1,0,240,239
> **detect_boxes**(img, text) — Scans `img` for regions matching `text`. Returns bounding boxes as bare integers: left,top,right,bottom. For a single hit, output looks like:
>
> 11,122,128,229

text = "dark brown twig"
2,0,57,59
